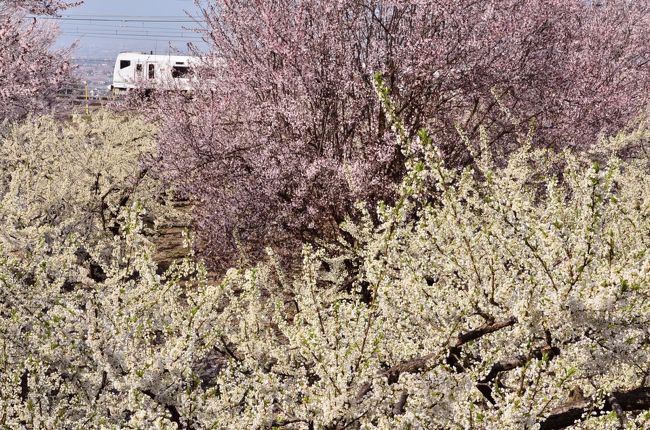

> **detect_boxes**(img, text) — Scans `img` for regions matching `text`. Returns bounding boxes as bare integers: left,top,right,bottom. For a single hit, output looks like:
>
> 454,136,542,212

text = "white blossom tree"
1,97,649,429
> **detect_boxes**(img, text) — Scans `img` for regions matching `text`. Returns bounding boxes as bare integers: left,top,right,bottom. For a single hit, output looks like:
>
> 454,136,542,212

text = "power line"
60,32,203,42
59,22,203,32
60,29,204,39
33,16,205,23
59,24,205,37
57,14,197,18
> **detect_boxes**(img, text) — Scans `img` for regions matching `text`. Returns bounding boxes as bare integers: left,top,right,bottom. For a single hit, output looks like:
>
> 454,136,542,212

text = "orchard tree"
3,1,80,15
0,0,81,122
150,0,650,272
0,111,173,277
1,99,650,428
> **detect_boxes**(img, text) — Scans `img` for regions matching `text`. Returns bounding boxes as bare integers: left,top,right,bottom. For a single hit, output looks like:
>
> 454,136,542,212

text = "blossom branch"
539,387,650,430
477,345,561,404
354,316,518,404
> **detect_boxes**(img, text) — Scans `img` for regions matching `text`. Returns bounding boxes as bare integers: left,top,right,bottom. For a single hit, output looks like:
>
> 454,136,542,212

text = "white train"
110,52,198,93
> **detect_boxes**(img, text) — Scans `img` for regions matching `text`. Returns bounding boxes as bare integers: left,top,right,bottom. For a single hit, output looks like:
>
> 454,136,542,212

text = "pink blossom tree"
152,0,650,271
0,0,81,121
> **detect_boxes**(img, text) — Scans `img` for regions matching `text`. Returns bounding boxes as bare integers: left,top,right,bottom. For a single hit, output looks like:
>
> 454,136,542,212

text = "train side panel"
111,53,196,93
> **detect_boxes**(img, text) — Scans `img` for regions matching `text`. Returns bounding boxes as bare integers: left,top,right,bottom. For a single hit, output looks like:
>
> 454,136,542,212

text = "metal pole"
85,81,89,115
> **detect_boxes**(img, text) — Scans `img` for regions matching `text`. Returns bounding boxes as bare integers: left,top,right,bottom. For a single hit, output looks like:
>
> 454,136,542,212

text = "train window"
148,64,155,79
172,66,190,78
136,64,143,75
120,60,131,69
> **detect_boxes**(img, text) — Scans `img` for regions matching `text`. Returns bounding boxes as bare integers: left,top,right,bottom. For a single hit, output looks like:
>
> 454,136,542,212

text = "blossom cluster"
1,106,648,429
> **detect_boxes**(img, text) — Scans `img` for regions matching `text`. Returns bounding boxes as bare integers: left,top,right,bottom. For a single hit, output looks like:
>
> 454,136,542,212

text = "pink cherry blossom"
0,0,80,121
150,0,650,272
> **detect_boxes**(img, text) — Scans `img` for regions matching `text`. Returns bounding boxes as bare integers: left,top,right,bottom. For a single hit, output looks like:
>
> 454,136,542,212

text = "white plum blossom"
1,103,649,429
